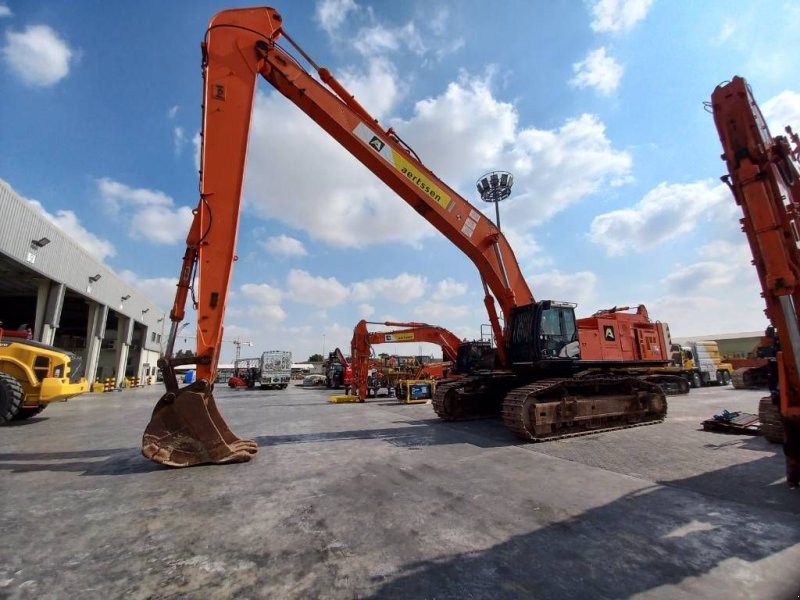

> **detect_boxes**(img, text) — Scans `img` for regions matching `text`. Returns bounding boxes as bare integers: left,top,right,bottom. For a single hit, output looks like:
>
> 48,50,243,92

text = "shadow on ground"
364,456,800,600
0,447,165,476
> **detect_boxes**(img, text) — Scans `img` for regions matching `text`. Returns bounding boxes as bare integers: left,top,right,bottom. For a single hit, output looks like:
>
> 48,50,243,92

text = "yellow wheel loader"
0,328,88,423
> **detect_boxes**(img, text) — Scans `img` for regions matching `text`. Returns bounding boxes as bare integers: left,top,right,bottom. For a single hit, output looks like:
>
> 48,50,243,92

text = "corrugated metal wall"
0,178,166,352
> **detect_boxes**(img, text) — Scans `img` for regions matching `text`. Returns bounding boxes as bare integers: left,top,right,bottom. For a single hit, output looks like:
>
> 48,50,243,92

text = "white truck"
259,350,292,390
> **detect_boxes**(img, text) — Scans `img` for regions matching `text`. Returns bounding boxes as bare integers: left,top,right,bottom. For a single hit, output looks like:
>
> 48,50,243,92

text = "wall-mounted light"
121,295,131,301
88,273,102,282
30,237,51,249
142,308,150,315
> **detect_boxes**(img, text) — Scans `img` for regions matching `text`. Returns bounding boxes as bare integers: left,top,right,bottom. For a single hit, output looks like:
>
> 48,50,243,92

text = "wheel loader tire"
13,405,46,421
0,372,25,424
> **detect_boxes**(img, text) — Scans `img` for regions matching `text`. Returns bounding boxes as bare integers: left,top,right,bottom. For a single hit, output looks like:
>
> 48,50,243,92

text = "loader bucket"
142,379,258,467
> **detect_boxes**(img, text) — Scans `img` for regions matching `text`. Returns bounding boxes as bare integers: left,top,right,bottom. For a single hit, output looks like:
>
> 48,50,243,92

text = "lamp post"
476,171,514,231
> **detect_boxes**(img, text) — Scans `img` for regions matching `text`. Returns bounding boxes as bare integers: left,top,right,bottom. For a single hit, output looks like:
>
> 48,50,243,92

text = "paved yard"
1,384,798,599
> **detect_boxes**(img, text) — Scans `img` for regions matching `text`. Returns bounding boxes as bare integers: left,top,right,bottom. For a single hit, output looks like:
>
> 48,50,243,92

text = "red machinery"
350,320,464,400
711,76,800,486
324,347,353,390
144,7,678,467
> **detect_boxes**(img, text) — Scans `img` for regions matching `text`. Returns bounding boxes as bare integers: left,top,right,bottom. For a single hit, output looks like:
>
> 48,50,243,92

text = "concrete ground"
1,383,798,599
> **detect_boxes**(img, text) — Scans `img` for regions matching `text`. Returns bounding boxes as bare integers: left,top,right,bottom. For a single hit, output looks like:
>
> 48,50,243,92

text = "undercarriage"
433,373,668,442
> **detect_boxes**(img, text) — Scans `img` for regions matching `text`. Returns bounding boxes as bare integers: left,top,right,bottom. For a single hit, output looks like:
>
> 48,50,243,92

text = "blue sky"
2,0,799,363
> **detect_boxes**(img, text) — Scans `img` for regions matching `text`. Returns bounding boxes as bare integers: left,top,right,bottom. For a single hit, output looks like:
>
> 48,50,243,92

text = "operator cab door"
509,301,580,364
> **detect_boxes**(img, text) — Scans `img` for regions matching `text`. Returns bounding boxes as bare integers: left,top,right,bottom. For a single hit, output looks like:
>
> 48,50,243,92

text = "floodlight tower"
476,171,514,231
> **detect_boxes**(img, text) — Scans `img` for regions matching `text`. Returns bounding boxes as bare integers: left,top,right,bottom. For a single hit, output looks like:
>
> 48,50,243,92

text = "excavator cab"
455,341,496,374
508,301,580,364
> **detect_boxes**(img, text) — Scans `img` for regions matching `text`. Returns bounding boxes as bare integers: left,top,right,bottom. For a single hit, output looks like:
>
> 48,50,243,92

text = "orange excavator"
349,320,465,400
710,76,800,486
143,6,676,467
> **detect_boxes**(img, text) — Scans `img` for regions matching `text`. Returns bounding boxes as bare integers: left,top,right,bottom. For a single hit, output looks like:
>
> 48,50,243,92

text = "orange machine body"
577,305,670,363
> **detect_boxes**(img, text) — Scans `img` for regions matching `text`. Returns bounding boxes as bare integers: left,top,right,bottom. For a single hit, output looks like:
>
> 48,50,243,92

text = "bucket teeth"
142,380,257,467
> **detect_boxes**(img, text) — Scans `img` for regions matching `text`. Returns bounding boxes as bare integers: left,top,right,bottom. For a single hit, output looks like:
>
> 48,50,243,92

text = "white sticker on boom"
462,218,477,238
469,209,481,223
354,122,394,163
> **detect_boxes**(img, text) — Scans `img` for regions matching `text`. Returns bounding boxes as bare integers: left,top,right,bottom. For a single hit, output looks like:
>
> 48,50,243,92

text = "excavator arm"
711,76,800,485
142,6,539,466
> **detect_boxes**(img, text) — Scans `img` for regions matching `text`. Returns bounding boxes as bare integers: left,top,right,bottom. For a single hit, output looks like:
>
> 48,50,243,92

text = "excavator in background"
711,76,800,486
349,320,466,400
324,347,353,390
144,6,680,467
729,328,776,390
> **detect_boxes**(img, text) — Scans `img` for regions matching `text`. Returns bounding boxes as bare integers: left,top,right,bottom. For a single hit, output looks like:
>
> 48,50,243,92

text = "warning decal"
603,325,616,341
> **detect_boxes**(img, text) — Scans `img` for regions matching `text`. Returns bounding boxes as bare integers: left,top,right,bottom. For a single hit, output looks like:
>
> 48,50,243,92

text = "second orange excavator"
349,320,468,400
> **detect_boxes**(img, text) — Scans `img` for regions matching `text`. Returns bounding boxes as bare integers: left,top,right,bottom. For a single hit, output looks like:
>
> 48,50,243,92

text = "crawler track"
501,376,667,442
432,374,516,421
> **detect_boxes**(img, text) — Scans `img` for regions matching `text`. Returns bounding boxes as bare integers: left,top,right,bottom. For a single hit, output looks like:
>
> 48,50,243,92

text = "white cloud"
648,258,768,337
358,303,375,318
240,282,283,305
0,4,11,17
590,0,654,34
570,47,623,96
761,90,800,136
589,181,729,256
245,67,629,250
262,234,307,257
353,22,425,57
527,270,598,312
2,25,73,86
504,113,632,229
412,301,471,321
168,105,179,119
96,178,193,245
118,270,176,312
245,304,287,322
714,20,737,45
338,57,400,120
230,283,287,323
174,127,185,155
350,273,427,303
244,87,428,248
27,199,116,262
662,262,736,294
316,0,358,35
287,269,350,308
431,278,468,302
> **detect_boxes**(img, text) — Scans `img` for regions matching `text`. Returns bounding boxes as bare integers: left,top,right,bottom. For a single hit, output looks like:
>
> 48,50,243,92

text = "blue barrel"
183,369,196,384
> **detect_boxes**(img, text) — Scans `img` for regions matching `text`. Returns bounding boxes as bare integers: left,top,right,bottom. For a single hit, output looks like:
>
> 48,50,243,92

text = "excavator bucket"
142,379,258,467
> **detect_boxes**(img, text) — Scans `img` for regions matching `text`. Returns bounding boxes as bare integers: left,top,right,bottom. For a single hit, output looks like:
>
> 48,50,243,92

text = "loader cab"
508,301,580,364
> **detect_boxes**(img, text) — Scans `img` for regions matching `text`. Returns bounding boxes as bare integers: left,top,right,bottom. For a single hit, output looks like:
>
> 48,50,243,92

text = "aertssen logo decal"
384,332,415,342
354,122,454,212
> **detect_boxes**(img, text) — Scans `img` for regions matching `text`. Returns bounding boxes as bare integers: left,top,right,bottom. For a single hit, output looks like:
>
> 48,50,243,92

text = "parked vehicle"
260,350,291,390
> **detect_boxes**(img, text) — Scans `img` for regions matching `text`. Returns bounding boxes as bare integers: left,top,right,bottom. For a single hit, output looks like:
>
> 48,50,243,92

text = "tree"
307,353,323,362
175,349,195,359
